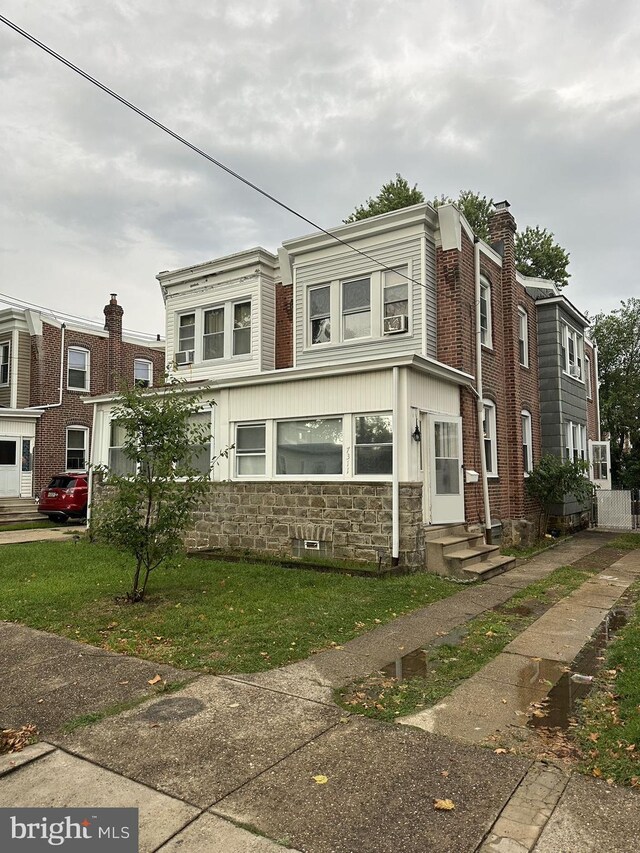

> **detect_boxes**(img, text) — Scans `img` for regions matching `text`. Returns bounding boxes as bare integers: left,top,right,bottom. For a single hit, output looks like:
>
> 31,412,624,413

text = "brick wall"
31,298,165,494
436,208,542,532
275,282,293,369
182,481,426,567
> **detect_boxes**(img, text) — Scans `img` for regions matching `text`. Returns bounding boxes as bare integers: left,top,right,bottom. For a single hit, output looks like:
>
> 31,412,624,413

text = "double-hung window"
66,426,88,470
68,348,89,391
108,420,136,476
521,410,533,474
561,323,584,379
383,268,409,332
585,354,592,398
354,415,392,475
565,421,587,462
233,301,251,355
134,359,153,388
0,342,9,385
178,314,196,358
203,308,224,360
277,418,343,475
518,307,529,367
483,400,498,476
309,286,331,345
480,278,492,347
342,278,371,340
236,423,266,476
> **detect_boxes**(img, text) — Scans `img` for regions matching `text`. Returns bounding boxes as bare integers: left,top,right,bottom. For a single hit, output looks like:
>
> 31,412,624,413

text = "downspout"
391,365,400,565
86,400,97,528
29,323,66,410
474,239,492,543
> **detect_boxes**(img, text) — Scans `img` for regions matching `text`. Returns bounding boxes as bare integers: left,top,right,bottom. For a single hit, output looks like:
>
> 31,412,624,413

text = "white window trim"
232,412,395,481
67,347,90,392
483,400,498,477
480,278,493,349
521,409,533,475
585,354,592,399
305,265,412,351
518,307,529,368
565,421,587,463
134,358,153,388
175,299,253,367
561,322,584,382
66,425,89,472
0,341,9,386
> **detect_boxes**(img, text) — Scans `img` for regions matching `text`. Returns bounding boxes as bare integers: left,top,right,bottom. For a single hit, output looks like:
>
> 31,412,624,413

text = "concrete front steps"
0,497,41,526
425,523,516,581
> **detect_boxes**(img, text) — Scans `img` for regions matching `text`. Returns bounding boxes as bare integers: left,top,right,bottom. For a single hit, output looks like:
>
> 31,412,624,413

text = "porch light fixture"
412,422,421,443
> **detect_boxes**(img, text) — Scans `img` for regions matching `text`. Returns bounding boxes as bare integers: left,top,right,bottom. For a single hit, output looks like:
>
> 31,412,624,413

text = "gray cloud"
1,0,640,331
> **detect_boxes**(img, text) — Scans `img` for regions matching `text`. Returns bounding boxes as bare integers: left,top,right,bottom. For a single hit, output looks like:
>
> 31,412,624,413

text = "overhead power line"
0,13,430,291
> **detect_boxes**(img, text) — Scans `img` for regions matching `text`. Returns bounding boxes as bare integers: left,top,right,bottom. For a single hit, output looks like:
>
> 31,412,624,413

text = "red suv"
37,473,88,523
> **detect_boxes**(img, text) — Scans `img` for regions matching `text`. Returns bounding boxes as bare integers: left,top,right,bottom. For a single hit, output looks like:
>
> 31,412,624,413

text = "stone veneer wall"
184,481,426,567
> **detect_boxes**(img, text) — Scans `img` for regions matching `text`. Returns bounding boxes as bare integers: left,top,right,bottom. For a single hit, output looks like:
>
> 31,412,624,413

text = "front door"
589,440,611,490
0,438,20,497
427,415,465,524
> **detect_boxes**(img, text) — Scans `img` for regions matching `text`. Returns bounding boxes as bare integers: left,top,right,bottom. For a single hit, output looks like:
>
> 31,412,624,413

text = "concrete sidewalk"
0,525,84,545
2,529,640,852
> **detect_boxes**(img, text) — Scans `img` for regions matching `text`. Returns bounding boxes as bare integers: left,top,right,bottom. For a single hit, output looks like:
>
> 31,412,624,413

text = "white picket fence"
594,489,640,530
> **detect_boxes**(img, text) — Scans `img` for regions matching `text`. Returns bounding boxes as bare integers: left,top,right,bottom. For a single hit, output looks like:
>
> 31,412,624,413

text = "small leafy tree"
525,455,595,537
515,225,570,288
432,190,494,240
344,174,424,223
92,380,219,603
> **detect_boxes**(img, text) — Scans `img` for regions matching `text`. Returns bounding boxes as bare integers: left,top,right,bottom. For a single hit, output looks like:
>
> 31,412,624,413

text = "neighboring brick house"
89,202,605,566
0,295,164,499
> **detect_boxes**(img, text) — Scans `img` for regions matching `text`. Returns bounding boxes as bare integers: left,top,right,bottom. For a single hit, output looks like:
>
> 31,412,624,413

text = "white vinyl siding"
294,231,435,366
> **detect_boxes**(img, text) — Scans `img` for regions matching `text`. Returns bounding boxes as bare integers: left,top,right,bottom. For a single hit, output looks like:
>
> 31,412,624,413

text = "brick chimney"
104,293,124,391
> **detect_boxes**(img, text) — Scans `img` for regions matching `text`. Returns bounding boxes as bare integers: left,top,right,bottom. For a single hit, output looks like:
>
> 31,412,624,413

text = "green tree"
591,298,640,487
344,174,424,223
92,380,220,603
432,190,494,240
525,455,594,536
515,225,570,288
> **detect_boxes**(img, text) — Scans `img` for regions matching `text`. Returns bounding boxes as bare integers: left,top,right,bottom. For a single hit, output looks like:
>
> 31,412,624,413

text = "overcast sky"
1,1,638,336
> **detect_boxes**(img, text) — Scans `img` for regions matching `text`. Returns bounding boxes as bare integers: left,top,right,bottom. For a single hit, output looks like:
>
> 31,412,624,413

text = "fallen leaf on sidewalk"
313,775,328,784
147,674,162,685
494,748,508,754
433,799,455,811
440,770,449,777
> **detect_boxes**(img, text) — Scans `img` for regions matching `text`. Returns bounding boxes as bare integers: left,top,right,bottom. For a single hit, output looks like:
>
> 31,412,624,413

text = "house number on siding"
345,446,351,476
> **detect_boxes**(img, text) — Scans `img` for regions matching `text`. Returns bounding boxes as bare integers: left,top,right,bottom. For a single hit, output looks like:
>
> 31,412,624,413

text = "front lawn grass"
0,540,458,674
338,565,598,722
575,581,640,786
604,532,640,551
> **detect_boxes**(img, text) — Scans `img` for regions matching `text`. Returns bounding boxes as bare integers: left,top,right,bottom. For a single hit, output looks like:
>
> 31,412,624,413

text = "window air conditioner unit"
569,364,580,378
175,349,195,366
383,315,408,335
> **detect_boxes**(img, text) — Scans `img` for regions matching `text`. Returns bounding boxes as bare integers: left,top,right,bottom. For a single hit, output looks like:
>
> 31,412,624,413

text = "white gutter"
392,365,400,564
474,239,492,542
29,323,66,409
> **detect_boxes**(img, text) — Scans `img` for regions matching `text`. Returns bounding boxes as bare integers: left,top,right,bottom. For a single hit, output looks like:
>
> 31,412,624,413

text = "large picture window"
354,415,392,475
277,418,343,475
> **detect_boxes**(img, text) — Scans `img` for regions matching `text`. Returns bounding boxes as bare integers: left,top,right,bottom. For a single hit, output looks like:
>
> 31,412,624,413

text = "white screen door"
427,415,465,524
0,438,20,497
